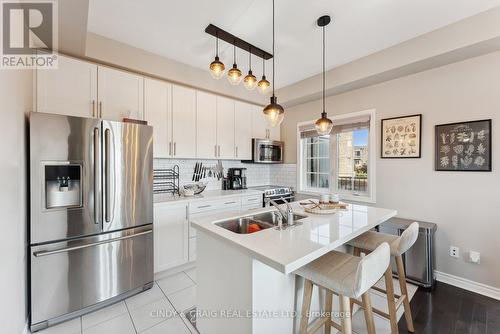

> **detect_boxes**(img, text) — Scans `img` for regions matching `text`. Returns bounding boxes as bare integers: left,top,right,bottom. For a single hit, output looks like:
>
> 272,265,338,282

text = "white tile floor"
35,266,418,334
37,269,197,334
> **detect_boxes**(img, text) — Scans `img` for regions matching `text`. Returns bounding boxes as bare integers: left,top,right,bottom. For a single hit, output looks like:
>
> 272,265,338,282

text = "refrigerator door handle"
93,127,100,225
33,230,153,257
104,128,112,223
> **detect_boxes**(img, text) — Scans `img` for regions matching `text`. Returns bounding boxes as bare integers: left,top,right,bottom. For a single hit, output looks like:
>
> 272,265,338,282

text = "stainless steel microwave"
245,139,284,164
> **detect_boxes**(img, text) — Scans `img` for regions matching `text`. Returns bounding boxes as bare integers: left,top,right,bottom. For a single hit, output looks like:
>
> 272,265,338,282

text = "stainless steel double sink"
215,211,307,234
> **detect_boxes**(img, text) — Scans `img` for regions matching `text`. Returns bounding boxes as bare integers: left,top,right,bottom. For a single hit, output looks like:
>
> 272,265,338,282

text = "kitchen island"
191,201,397,334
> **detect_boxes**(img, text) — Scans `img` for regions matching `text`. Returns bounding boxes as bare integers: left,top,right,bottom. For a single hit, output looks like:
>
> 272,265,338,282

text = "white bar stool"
296,242,391,334
348,222,420,333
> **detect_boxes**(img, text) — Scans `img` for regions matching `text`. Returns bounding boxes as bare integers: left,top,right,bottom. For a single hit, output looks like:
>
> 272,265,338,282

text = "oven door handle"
266,195,295,202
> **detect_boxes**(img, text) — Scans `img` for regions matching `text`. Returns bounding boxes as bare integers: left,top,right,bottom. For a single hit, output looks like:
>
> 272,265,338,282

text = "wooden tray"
300,201,348,215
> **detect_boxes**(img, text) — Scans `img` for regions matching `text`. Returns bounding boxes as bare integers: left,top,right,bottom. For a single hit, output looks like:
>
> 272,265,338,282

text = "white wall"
280,51,500,289
0,70,32,333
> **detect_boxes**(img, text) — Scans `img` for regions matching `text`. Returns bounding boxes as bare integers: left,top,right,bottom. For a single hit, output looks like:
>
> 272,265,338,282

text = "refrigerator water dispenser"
45,164,82,209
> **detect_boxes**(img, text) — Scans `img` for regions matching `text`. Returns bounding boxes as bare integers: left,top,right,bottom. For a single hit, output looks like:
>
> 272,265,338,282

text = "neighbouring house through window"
297,110,376,202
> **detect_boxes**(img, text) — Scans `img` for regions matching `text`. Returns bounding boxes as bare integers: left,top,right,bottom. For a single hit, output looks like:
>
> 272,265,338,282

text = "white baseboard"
154,261,196,281
435,270,500,301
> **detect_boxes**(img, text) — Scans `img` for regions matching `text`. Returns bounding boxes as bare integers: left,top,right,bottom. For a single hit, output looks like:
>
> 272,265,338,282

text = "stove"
249,185,295,206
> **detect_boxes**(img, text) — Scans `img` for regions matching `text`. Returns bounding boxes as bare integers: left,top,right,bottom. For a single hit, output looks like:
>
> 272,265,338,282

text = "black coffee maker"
227,168,247,190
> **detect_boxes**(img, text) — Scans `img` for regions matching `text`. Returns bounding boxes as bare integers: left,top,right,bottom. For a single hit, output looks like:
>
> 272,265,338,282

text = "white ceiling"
88,0,500,88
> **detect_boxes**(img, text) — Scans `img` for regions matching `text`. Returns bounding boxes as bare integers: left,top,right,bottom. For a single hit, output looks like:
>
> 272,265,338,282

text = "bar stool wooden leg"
300,279,313,334
353,246,361,257
384,266,399,334
339,295,352,334
361,292,376,334
396,255,415,333
324,290,333,334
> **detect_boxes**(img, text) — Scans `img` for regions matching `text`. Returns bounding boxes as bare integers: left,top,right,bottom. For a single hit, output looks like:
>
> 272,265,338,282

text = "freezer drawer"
30,226,153,327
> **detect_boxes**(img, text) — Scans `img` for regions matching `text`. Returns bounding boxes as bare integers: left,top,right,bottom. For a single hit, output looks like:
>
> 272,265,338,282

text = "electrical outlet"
469,251,481,264
449,246,460,258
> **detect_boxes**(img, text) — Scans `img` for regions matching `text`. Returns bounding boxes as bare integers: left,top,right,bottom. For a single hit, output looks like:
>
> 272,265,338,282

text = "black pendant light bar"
205,24,273,60
319,15,330,115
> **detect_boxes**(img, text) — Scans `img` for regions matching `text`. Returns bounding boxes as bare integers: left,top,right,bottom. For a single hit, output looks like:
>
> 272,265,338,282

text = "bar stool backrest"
396,222,419,255
353,242,390,298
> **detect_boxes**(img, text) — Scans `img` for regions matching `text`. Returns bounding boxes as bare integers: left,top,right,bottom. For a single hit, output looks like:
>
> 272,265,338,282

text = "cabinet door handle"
235,146,238,158
99,101,103,118
173,142,177,156
197,205,211,209
224,201,237,205
92,100,96,117
169,142,172,156
218,145,221,157
214,144,217,158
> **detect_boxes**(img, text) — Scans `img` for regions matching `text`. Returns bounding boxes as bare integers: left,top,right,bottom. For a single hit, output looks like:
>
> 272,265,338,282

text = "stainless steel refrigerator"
29,112,154,332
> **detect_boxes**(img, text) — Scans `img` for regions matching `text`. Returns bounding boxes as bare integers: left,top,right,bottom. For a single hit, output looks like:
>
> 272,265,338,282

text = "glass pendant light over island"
257,58,270,94
227,43,243,85
315,15,333,136
263,0,284,128
243,50,258,90
209,34,225,79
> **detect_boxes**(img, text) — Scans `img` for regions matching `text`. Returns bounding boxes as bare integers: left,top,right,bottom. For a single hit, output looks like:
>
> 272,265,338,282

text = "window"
297,110,376,202
335,128,369,197
302,135,330,191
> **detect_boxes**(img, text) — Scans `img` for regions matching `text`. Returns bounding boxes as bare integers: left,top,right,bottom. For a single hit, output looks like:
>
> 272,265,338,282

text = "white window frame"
299,135,331,194
296,109,376,203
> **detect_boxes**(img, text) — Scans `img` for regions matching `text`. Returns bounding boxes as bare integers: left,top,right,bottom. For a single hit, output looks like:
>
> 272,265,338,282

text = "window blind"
299,115,370,139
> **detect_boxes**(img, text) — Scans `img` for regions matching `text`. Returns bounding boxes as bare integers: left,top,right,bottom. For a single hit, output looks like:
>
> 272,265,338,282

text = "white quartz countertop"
191,201,397,274
154,189,264,204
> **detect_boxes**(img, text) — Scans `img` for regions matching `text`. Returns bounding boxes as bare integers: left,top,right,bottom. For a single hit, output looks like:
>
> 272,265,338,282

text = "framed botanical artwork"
381,114,422,158
435,119,492,172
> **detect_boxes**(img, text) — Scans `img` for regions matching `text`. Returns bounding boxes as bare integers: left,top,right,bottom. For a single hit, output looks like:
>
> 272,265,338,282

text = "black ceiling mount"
317,15,331,27
205,24,273,60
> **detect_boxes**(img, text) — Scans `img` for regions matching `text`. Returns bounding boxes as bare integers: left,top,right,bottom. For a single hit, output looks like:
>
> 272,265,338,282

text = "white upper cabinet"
97,66,144,121
196,91,217,159
36,54,97,118
268,122,281,141
35,55,269,160
216,96,235,160
251,105,268,139
144,78,172,158
172,84,197,158
251,105,280,141
154,202,189,273
234,101,253,160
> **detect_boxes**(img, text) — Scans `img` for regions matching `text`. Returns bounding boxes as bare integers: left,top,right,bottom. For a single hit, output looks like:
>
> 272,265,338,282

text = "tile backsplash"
269,164,297,189
154,159,297,191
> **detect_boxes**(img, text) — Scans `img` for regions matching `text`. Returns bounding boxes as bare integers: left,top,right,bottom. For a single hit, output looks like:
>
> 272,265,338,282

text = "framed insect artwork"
381,114,422,158
435,119,492,171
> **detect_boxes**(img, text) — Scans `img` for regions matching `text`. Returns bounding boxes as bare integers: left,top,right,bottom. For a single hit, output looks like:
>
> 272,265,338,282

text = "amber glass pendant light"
263,0,284,127
257,58,270,94
227,42,243,85
243,49,258,90
209,33,225,79
315,15,333,136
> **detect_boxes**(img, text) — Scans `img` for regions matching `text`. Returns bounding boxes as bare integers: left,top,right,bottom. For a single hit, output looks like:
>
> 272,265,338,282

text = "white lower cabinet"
189,237,197,262
188,197,242,262
153,202,189,273
154,193,263,273
241,194,263,211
